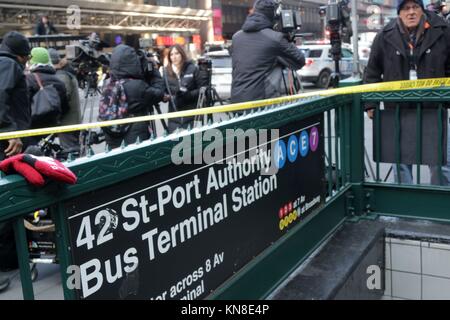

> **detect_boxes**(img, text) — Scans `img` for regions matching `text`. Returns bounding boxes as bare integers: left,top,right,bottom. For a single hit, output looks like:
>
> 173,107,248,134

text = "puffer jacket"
163,60,207,112
230,12,305,103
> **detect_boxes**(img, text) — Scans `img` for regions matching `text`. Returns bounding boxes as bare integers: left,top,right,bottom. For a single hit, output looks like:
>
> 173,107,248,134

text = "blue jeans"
393,125,450,185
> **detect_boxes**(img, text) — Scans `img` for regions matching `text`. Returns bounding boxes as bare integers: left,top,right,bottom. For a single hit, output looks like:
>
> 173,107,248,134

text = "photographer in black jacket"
231,0,305,104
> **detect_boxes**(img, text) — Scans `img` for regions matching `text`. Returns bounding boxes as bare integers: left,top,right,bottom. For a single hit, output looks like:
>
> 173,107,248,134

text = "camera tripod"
148,103,169,136
79,71,103,157
194,58,228,126
195,84,227,126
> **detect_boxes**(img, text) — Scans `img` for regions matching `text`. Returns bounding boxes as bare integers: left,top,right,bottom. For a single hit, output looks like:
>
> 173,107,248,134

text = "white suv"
296,44,356,88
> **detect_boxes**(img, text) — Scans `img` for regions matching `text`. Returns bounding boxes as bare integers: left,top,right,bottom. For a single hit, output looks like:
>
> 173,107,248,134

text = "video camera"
197,57,212,75
273,1,302,41
65,33,110,90
137,37,162,82
319,0,353,87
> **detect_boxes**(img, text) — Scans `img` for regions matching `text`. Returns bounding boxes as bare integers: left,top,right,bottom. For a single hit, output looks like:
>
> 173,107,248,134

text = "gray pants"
393,125,450,185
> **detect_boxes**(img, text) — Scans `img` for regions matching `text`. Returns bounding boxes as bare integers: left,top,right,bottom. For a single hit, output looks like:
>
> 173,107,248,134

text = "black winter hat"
397,0,425,13
254,0,278,20
47,48,61,65
0,31,31,56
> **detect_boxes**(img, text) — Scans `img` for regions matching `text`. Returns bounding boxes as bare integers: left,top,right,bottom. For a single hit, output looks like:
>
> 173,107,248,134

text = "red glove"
0,154,45,186
22,154,77,185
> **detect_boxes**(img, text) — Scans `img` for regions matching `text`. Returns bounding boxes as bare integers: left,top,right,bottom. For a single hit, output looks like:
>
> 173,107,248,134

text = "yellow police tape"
1,77,450,141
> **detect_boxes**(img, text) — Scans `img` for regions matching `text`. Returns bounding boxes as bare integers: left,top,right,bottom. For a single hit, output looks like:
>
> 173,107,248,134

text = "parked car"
203,49,232,101
296,44,362,88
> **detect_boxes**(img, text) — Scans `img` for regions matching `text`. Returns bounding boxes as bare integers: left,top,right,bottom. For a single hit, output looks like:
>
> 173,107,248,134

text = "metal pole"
351,0,360,77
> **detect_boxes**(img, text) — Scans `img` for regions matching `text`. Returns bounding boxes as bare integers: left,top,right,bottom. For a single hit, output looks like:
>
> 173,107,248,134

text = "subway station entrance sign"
64,114,325,299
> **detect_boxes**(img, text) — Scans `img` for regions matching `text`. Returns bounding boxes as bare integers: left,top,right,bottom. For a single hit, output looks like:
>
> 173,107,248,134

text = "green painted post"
342,103,352,184
349,94,365,216
51,203,76,300
13,218,34,300
350,94,365,183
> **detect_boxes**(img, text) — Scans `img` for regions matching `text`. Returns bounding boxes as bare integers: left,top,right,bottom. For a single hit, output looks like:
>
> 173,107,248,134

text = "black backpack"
30,73,62,124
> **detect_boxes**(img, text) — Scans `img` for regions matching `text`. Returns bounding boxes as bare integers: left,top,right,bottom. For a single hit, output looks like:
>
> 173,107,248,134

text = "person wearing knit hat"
47,48,61,65
397,0,424,13
25,46,68,136
29,47,51,66
364,0,450,185
0,31,31,66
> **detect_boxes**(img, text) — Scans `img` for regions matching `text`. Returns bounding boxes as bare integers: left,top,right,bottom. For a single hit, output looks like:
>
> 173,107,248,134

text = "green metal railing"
1,87,450,300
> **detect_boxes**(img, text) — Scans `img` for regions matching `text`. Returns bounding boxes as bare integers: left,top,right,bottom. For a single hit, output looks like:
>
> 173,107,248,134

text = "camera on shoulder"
273,1,302,41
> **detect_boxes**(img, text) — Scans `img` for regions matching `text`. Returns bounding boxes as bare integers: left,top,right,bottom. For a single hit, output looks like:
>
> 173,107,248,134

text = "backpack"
98,79,131,136
30,73,62,124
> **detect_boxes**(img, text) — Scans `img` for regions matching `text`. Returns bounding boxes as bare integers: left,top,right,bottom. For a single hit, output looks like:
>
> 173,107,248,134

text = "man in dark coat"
364,0,450,185
102,44,165,148
34,15,58,36
230,0,305,103
0,31,31,292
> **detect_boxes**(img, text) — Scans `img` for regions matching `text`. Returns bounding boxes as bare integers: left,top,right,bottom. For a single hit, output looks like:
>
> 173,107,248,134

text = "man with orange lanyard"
364,0,450,185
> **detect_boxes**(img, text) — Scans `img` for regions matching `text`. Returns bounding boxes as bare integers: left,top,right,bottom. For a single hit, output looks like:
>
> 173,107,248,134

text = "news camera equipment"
273,0,302,42
65,33,110,156
322,0,353,88
195,57,227,126
66,33,110,89
270,1,304,95
24,134,62,159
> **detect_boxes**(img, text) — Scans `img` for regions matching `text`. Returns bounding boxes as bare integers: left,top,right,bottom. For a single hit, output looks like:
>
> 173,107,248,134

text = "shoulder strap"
163,67,178,111
33,72,44,90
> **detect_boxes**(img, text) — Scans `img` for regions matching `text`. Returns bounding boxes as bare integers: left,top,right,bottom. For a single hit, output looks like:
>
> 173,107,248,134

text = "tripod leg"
153,104,169,134
80,87,91,122
212,88,233,121
364,146,376,181
384,166,393,182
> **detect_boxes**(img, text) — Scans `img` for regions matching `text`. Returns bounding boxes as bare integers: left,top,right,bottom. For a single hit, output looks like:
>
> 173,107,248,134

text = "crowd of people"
0,31,209,293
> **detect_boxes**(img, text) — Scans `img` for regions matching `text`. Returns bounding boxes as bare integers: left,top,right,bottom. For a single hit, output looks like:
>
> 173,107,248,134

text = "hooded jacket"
110,44,164,116
230,12,305,103
0,49,30,134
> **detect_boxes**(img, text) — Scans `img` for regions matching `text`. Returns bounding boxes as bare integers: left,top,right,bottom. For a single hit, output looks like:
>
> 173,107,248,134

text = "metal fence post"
52,203,76,300
13,218,34,300
347,93,365,216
